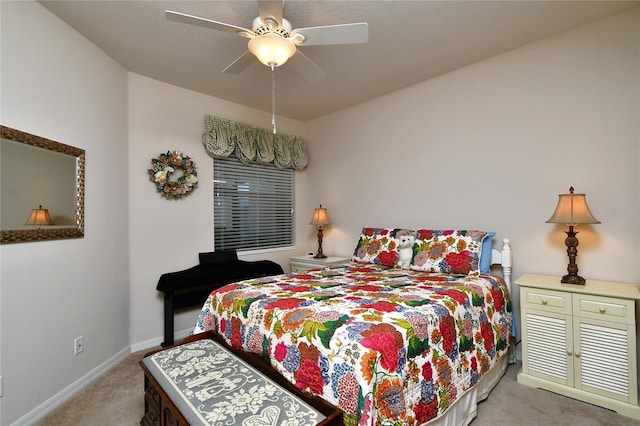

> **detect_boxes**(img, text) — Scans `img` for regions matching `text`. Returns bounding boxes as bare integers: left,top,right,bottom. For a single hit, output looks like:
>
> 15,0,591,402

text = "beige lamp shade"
24,205,55,226
309,205,331,226
546,187,600,225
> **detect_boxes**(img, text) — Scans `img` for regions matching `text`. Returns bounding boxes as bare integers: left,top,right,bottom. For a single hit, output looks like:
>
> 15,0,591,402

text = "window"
214,156,294,251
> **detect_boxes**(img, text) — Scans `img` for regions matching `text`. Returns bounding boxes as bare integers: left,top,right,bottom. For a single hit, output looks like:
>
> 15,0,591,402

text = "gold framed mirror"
1,125,85,244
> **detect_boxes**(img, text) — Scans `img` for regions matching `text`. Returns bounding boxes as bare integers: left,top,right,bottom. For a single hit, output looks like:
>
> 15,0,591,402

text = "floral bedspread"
194,263,512,426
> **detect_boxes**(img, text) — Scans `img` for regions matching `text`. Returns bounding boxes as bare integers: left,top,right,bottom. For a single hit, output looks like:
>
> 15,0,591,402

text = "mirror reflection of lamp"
24,205,55,228
309,204,330,259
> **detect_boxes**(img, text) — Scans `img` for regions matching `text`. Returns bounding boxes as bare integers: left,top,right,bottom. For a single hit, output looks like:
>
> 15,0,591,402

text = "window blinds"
214,156,294,251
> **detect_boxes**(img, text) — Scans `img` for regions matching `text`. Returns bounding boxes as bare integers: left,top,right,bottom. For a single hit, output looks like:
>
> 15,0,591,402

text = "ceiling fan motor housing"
251,16,292,38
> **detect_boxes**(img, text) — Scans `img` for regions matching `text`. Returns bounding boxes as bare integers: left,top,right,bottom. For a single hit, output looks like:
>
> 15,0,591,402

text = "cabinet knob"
599,307,606,314
542,299,548,305
575,351,581,358
567,350,572,356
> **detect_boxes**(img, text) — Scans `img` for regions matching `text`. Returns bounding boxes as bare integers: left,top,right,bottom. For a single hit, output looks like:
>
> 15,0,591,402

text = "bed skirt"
426,352,509,425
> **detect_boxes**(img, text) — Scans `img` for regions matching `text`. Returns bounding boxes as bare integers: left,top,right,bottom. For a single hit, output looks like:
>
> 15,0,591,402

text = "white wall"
305,8,640,334
0,2,129,424
127,74,312,346
1,1,638,424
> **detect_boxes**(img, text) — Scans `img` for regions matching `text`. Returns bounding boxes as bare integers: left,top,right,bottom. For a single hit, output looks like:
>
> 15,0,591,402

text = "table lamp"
546,186,600,284
309,204,330,259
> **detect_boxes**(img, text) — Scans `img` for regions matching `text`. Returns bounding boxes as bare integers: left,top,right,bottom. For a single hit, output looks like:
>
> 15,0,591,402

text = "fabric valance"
202,115,308,170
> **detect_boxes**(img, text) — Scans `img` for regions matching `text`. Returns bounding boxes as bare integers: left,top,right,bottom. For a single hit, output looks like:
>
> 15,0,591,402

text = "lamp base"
560,226,586,285
561,274,586,285
314,225,327,259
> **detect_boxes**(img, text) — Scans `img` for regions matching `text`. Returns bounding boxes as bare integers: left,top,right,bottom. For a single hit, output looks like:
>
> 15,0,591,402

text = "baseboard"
12,347,131,426
130,327,193,353
11,328,194,425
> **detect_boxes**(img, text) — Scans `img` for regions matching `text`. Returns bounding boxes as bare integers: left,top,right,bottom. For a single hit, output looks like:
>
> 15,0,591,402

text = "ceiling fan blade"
288,50,326,82
165,10,253,36
291,23,368,46
222,51,256,74
258,0,283,27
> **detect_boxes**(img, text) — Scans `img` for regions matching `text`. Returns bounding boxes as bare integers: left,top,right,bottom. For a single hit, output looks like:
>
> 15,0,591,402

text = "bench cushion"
156,259,283,292
142,339,326,425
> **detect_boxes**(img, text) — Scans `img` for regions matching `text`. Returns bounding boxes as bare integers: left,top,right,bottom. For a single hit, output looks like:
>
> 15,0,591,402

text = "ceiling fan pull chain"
271,62,277,134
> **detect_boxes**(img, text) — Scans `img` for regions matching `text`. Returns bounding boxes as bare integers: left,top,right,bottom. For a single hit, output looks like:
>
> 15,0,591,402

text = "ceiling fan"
165,0,368,82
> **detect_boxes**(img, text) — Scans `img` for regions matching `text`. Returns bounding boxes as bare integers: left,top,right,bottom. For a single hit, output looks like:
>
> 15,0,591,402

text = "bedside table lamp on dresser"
516,274,640,420
518,188,640,419
546,186,600,285
310,204,331,259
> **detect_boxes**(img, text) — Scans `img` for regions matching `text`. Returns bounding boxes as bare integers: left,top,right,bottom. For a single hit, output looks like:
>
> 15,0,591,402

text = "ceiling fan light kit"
165,0,368,80
166,1,368,134
248,33,296,67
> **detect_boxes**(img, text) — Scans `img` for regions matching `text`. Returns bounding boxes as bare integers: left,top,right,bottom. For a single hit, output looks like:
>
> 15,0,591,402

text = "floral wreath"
148,150,198,199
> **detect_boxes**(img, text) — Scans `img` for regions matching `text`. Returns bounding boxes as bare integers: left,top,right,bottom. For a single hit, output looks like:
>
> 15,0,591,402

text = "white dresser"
516,273,640,420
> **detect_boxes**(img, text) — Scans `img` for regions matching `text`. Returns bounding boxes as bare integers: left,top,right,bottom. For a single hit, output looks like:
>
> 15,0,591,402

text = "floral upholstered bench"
140,332,342,426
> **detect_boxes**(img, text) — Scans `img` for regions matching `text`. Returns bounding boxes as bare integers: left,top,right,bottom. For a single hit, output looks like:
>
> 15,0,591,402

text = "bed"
193,228,513,425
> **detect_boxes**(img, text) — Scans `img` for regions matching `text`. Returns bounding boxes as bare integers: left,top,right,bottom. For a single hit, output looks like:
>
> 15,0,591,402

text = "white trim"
238,245,296,257
130,327,193,353
11,347,130,426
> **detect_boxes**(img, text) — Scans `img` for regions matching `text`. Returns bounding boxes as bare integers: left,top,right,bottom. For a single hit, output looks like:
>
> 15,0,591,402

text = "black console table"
156,250,283,346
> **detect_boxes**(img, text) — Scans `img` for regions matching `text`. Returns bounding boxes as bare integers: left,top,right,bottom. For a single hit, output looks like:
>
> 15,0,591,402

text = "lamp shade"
309,205,330,226
546,186,600,225
24,205,55,226
248,33,296,67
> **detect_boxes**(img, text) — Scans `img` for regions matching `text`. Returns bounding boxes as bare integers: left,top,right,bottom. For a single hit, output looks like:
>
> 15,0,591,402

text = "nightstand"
516,273,640,420
289,255,351,272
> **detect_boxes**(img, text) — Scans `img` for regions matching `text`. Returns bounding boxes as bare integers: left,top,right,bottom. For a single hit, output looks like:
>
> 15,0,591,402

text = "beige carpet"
32,350,148,426
472,362,640,426
33,353,640,426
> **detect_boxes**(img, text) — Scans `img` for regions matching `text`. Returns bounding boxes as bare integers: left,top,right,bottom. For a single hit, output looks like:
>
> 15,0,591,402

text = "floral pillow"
410,229,489,275
352,227,414,268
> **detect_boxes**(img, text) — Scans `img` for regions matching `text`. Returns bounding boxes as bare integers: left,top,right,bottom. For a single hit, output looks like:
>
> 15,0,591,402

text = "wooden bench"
140,331,343,426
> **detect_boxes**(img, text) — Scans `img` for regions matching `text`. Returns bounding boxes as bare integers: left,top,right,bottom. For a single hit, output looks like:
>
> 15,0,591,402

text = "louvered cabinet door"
520,286,573,385
521,309,573,386
573,293,638,404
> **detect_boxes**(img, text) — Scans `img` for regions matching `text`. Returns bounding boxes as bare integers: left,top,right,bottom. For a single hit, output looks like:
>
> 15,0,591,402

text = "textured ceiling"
40,1,638,121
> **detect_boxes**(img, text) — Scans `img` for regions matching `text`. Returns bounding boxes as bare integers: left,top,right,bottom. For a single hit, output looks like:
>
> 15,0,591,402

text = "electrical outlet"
74,336,84,355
